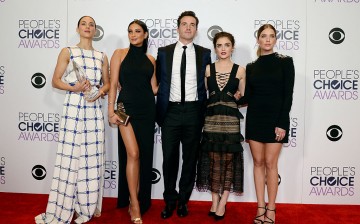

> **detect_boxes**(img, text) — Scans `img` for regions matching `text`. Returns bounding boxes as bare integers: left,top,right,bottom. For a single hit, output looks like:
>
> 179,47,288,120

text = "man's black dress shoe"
161,205,176,219
177,204,188,217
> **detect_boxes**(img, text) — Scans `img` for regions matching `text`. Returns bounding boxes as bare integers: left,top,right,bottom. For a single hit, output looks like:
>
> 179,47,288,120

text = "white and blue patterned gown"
35,46,106,224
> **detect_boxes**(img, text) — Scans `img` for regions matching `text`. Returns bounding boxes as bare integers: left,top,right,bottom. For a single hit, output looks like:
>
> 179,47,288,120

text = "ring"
276,134,279,137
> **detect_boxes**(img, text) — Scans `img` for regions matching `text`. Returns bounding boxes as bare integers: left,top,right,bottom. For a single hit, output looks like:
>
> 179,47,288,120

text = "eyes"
128,29,143,34
181,22,196,27
80,22,95,27
260,34,276,39
216,43,232,48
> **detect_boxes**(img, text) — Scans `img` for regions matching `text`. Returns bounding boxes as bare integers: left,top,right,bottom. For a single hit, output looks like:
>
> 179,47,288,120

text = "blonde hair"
256,24,277,57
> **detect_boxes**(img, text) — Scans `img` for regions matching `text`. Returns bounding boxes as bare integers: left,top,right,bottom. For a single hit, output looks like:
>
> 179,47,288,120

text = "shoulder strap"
230,63,239,79
209,63,216,77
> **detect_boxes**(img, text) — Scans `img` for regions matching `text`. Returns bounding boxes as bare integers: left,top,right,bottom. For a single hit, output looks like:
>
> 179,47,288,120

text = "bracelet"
109,113,115,118
108,102,114,105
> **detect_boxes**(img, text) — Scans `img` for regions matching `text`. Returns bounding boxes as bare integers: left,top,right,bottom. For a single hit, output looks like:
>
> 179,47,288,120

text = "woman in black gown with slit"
108,20,157,224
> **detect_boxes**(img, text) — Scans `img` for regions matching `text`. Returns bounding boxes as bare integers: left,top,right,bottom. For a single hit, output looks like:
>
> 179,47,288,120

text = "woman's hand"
234,90,242,100
72,79,90,93
86,88,106,102
275,127,286,141
108,112,122,126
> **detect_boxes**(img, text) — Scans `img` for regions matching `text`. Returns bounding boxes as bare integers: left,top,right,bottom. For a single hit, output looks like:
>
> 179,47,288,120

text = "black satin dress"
116,44,155,214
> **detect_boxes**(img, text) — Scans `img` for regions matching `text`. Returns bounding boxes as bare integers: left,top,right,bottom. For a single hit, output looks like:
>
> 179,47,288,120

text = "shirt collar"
176,41,194,51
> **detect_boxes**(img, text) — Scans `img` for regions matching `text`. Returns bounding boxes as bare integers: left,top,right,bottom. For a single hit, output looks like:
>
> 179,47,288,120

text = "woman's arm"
204,64,210,90
108,49,122,122
98,54,110,97
52,48,89,92
235,64,248,105
277,56,295,130
147,54,158,95
236,66,246,97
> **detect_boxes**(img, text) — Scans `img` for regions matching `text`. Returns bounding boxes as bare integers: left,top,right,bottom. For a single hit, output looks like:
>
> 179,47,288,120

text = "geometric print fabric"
35,47,106,224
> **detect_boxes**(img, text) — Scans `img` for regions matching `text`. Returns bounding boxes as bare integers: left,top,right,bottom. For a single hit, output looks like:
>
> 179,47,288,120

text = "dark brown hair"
77,16,96,29
128,20,149,53
213,31,235,48
177,11,199,29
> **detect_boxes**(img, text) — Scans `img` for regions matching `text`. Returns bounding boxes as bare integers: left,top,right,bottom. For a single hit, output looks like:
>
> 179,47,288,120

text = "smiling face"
177,16,197,44
257,27,277,55
77,16,96,39
215,37,234,60
128,23,148,47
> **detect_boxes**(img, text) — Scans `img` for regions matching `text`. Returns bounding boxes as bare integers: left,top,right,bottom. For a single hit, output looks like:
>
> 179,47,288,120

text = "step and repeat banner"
0,0,359,205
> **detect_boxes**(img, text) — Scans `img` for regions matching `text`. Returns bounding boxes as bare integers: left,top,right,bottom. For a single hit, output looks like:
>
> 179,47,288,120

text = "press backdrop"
0,0,359,205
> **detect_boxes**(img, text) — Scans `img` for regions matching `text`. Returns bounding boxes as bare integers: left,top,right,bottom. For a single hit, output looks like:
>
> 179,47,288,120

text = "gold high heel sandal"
128,203,143,224
93,208,101,218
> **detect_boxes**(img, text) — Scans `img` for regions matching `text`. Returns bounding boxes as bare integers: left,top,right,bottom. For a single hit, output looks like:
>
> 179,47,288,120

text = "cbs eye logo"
94,25,104,41
326,125,343,141
329,28,345,44
207,25,223,41
31,73,46,89
151,168,161,184
32,165,47,180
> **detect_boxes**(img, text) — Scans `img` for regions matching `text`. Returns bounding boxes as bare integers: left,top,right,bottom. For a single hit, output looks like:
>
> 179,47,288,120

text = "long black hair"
128,20,149,53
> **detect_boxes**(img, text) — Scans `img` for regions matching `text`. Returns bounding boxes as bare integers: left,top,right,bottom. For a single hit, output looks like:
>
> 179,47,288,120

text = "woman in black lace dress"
196,32,246,220
245,24,295,224
108,20,157,224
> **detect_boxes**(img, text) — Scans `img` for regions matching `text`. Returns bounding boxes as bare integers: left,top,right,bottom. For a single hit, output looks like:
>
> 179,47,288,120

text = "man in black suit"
156,11,211,219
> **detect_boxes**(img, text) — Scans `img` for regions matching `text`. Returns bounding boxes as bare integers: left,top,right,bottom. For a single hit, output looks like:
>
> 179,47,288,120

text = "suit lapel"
194,44,203,84
165,43,176,85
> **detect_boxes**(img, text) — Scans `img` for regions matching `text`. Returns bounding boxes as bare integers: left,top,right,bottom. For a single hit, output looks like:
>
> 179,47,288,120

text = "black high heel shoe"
214,205,226,221
254,206,266,224
264,206,276,224
209,196,221,216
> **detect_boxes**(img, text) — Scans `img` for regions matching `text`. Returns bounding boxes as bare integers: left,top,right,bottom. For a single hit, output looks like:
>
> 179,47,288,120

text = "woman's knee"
265,160,278,171
253,157,265,168
127,149,139,161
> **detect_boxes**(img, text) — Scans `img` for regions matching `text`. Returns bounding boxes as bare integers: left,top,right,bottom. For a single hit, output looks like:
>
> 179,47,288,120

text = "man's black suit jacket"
155,43,211,127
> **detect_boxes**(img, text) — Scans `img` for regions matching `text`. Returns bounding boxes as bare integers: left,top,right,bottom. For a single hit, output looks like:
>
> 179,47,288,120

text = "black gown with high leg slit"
116,44,155,214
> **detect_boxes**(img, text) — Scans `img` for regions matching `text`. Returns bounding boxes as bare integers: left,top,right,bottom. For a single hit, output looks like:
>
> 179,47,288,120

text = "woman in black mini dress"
245,24,295,224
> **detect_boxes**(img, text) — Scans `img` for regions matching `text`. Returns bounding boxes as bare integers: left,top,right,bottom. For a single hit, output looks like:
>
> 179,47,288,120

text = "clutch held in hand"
115,102,130,126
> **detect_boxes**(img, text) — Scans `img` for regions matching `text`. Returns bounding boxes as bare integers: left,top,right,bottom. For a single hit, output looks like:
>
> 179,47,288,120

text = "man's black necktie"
180,46,187,103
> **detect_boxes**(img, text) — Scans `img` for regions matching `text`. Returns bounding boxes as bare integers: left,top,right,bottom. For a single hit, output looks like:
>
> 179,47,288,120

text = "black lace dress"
196,63,244,195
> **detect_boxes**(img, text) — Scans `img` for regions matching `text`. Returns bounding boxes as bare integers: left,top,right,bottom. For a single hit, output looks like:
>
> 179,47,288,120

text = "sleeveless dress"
35,46,106,224
245,52,295,143
196,63,244,195
116,44,155,213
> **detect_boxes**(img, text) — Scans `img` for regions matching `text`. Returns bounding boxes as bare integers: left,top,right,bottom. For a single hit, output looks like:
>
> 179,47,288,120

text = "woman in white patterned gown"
35,16,110,224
